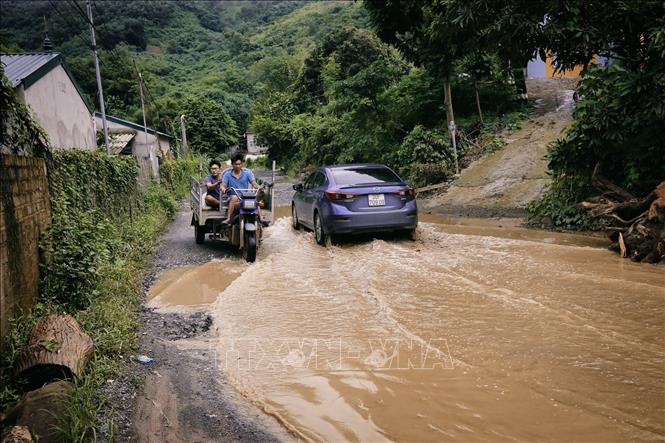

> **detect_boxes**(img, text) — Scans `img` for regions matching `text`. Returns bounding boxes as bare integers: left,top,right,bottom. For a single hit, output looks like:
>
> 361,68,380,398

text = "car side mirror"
293,183,303,192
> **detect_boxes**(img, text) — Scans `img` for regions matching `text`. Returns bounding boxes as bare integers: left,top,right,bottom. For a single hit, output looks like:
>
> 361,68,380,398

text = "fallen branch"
582,180,664,264
591,161,635,201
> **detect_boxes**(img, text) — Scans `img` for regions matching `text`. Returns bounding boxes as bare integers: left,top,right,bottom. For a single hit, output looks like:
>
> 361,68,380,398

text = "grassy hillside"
0,1,368,135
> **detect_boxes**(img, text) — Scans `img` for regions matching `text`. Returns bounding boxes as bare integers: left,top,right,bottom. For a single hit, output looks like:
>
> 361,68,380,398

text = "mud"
209,218,664,442
132,309,294,443
147,261,246,308
423,77,579,217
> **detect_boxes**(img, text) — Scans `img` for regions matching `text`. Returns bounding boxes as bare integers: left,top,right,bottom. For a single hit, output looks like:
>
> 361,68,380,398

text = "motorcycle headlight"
243,200,256,209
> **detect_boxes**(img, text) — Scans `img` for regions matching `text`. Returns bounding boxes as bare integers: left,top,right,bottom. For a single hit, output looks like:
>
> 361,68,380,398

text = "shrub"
391,125,455,185
527,174,599,230
40,202,112,309
160,156,207,197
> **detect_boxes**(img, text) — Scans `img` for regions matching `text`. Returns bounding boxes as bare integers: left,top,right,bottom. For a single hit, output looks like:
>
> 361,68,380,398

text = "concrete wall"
0,155,51,339
18,65,96,149
527,54,547,78
528,52,586,78
97,116,172,183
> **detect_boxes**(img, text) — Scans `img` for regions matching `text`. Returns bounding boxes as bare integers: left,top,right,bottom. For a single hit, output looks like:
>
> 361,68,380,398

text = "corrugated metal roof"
0,52,61,88
95,112,173,139
109,131,136,155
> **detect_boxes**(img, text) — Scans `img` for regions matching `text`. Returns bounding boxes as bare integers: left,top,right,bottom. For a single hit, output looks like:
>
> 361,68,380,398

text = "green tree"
180,96,238,156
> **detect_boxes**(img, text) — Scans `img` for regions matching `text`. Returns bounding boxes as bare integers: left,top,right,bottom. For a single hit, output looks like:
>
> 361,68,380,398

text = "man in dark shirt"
205,159,224,208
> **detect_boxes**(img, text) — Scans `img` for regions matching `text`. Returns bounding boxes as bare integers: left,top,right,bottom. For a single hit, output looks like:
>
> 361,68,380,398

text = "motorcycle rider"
220,153,260,224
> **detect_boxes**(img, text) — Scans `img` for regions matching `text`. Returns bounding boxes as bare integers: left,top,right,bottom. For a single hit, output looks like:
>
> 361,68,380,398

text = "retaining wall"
0,154,51,339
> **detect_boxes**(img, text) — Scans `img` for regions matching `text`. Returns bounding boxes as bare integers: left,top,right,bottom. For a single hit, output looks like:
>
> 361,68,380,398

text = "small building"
243,132,267,154
527,52,610,79
94,112,173,182
0,52,96,149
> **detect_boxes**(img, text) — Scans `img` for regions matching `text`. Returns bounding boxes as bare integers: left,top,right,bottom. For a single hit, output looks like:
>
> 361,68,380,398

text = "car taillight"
325,191,357,200
396,188,415,197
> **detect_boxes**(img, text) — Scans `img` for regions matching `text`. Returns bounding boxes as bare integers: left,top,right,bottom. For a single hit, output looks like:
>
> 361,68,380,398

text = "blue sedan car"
291,163,418,245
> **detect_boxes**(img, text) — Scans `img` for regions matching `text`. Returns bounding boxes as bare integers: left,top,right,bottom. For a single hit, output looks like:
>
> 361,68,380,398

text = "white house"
1,52,96,149
94,112,173,182
244,132,267,154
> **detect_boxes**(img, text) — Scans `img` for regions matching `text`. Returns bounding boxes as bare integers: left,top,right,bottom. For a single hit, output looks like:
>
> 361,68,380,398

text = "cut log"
0,425,33,442
13,314,93,389
0,381,72,442
415,182,449,195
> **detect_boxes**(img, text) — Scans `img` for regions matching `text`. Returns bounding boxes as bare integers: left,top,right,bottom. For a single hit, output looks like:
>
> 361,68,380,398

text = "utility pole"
180,115,188,158
138,72,148,145
444,81,459,175
86,0,109,154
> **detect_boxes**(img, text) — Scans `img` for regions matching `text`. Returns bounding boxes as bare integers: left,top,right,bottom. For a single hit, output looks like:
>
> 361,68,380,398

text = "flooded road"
150,214,665,442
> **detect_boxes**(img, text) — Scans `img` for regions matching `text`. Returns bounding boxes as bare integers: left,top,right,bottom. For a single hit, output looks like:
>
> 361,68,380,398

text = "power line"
46,0,91,50
65,0,93,27
53,0,167,129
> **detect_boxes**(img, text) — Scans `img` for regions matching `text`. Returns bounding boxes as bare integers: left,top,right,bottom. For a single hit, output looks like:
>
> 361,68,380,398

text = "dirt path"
100,197,296,442
423,77,579,217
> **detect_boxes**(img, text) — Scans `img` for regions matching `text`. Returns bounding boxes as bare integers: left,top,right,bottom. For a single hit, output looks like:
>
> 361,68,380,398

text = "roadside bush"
160,156,207,198
527,174,599,230
48,150,138,217
548,65,665,197
408,163,452,188
40,202,112,309
391,125,455,185
143,182,178,217
1,149,179,437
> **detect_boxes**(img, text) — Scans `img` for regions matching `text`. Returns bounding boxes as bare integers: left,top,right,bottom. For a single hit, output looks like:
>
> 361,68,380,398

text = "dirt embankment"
423,77,579,218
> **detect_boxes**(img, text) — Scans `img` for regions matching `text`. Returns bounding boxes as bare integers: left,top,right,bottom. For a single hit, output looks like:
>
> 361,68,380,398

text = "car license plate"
368,194,385,206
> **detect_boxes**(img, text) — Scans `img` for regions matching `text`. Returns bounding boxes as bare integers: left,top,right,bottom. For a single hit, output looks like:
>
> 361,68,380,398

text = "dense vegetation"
2,0,662,225
0,1,368,156
1,71,181,440
251,23,524,181
1,0,523,172
363,0,665,228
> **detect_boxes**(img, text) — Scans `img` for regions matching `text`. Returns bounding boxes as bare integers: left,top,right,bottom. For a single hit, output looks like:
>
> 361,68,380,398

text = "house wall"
245,133,267,154
96,117,171,183
528,52,587,78
527,54,547,78
18,65,95,149
0,155,51,339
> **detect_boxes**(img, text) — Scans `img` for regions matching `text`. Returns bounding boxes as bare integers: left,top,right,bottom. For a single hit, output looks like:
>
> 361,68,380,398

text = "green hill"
0,1,368,134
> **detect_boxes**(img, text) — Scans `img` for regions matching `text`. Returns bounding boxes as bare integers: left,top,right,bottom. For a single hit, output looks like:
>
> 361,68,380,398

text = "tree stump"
13,314,93,389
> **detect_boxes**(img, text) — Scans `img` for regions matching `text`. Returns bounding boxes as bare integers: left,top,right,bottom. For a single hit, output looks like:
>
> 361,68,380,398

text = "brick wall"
0,154,51,339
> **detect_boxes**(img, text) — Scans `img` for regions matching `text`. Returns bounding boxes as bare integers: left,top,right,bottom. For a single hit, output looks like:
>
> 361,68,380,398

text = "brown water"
148,260,246,307
151,214,665,442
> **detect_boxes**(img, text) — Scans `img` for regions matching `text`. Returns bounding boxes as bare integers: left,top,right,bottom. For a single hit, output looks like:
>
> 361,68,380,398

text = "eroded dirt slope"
423,77,579,217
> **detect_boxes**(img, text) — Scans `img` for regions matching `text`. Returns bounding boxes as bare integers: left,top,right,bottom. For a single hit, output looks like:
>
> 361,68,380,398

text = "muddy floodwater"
150,213,665,442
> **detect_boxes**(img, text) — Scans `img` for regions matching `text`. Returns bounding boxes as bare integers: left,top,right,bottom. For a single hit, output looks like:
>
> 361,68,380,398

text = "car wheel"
314,211,327,246
406,228,417,241
195,224,205,244
292,204,300,230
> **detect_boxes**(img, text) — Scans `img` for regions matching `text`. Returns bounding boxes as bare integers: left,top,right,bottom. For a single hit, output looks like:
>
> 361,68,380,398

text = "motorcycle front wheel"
243,231,257,262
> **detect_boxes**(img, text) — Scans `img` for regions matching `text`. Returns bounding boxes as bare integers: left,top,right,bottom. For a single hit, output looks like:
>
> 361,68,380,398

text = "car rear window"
331,167,401,186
